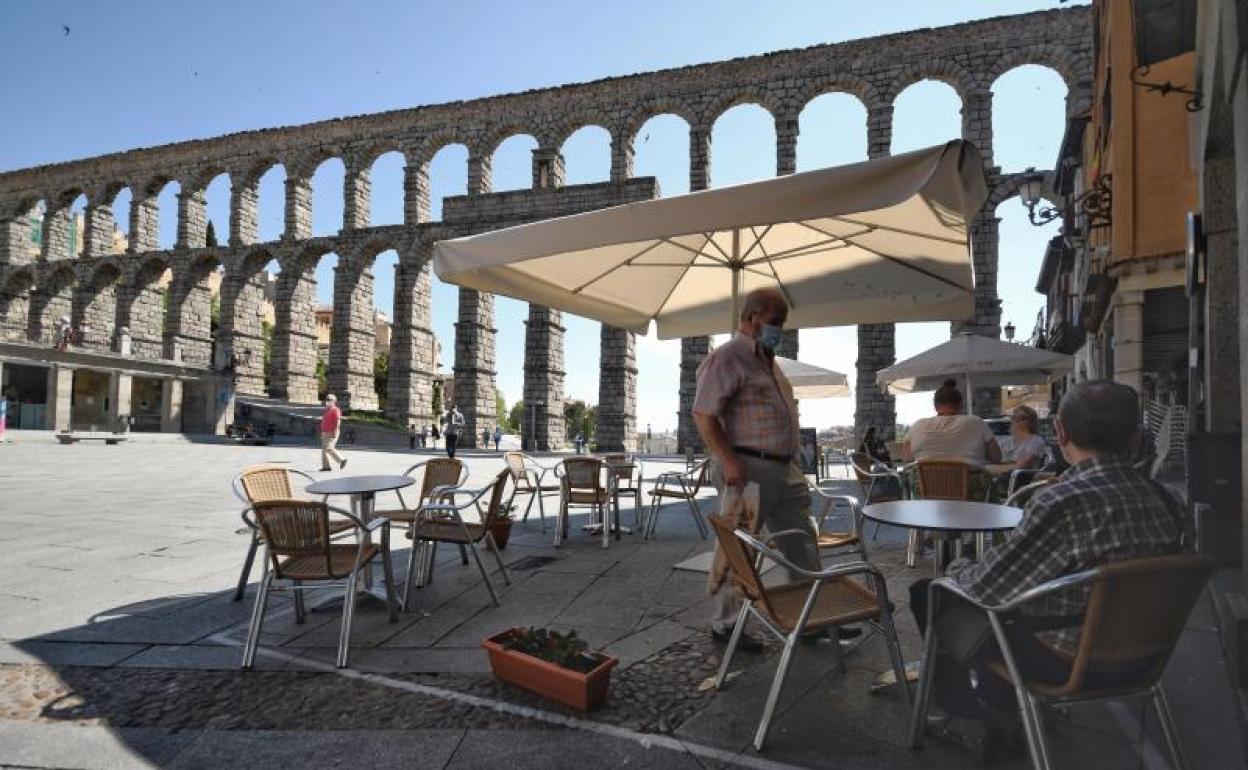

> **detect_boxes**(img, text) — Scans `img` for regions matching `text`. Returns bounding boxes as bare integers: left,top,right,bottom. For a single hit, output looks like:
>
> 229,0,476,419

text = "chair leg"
755,630,800,751
908,615,943,748
869,520,881,541
234,532,260,602
292,580,306,624
553,499,566,547
337,568,360,669
1019,691,1054,770
470,540,501,606
241,568,273,669
880,613,912,711
905,529,920,568
632,490,642,530
458,544,469,566
1153,686,1189,770
688,497,708,539
381,550,398,623
402,541,421,612
486,533,510,585
644,496,658,539
715,601,753,688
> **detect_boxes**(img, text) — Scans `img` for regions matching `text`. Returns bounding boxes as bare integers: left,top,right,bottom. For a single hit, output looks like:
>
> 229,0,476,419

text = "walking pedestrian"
431,422,440,449
420,424,429,448
444,405,464,458
493,424,502,450
693,288,815,651
408,423,417,451
319,394,347,472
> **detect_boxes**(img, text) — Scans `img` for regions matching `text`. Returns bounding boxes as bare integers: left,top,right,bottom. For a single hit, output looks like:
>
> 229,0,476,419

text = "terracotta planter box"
482,629,618,710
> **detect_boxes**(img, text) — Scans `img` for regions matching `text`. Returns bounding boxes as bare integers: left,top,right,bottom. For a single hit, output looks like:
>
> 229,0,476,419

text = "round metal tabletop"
305,474,415,497
861,499,1022,532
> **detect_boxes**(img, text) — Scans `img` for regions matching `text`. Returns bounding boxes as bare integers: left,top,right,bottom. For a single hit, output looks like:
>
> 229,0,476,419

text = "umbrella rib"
740,225,773,262
661,236,727,265
703,233,733,263
653,233,717,318
834,233,974,294
828,215,967,246
742,231,863,266
749,238,796,309
569,240,664,294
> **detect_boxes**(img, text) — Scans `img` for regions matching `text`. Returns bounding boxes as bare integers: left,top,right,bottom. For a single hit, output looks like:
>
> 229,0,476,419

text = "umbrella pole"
966,372,975,415
730,228,741,333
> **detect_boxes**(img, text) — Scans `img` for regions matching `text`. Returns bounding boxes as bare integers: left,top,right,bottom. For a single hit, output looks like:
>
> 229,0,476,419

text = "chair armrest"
286,468,318,485
239,504,258,530
363,517,388,532
927,568,1100,614
737,529,881,581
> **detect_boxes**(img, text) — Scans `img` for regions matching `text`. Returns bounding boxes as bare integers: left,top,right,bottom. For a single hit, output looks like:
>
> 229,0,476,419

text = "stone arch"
985,170,1059,213
117,254,171,359
621,97,698,146
476,122,543,165
74,258,122,349
219,247,279,394
883,59,975,105
0,267,35,341
28,262,76,344
790,74,877,116
699,86,780,129
981,45,1088,100
164,251,223,365
548,110,615,152
271,242,338,402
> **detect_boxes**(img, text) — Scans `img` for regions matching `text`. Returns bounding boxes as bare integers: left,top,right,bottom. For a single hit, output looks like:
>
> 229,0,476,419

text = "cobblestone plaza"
1,435,1243,768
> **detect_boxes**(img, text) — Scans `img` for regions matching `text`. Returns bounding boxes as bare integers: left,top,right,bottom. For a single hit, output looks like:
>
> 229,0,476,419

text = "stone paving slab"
0,722,195,769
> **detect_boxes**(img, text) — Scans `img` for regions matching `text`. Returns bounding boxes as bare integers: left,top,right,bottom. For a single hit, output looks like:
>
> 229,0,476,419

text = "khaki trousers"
711,454,819,632
320,431,344,469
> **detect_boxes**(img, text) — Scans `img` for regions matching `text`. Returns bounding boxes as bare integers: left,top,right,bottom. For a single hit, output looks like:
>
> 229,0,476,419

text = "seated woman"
858,426,892,464
905,379,1002,468
1007,406,1047,471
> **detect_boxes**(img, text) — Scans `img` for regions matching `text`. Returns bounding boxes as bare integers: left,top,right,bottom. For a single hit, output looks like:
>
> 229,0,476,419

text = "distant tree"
374,351,389,408
205,220,218,248
316,358,328,400
563,399,597,442
508,401,524,433
431,379,443,416
495,391,507,428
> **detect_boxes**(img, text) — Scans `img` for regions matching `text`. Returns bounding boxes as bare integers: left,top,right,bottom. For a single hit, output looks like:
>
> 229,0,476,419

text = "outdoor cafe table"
861,499,1022,692
861,499,1023,574
305,474,415,604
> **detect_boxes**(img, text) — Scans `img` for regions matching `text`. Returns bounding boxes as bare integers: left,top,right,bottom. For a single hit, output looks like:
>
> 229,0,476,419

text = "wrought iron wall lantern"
1131,65,1203,112
1019,168,1113,229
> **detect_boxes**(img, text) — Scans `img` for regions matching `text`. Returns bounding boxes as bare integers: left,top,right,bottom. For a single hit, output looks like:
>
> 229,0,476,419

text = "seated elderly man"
909,381,1188,753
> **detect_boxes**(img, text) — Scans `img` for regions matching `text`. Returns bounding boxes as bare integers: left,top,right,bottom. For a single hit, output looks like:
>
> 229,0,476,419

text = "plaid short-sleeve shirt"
692,332,798,457
945,456,1189,654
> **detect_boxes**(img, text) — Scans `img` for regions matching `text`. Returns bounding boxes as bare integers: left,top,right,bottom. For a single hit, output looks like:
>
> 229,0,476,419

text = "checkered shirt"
692,332,798,457
945,456,1189,655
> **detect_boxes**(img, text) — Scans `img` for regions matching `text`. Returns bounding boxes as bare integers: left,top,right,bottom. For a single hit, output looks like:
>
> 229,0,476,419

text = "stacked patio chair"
502,452,561,531
231,464,351,602
708,514,910,751
404,467,513,606
240,499,397,669
910,554,1216,770
644,457,711,540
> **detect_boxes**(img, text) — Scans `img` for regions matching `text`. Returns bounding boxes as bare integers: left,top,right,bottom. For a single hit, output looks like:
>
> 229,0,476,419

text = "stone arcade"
0,8,1090,449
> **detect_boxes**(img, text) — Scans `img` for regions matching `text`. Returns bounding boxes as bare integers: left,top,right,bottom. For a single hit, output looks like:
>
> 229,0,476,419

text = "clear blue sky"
1,0,1080,429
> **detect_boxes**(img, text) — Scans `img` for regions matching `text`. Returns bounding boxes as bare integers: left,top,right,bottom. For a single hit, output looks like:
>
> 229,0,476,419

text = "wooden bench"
56,433,128,445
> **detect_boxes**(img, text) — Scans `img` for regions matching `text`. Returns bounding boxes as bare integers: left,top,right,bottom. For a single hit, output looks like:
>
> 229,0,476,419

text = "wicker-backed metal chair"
850,450,907,542
906,460,974,569
371,458,468,604
708,514,910,751
806,485,867,559
644,457,711,540
231,464,350,602
603,453,643,533
503,452,561,531
240,499,397,669
909,555,1216,770
406,468,513,606
554,457,611,547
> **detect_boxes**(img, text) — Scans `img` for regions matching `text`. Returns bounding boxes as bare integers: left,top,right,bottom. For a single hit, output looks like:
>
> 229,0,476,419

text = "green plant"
500,627,601,673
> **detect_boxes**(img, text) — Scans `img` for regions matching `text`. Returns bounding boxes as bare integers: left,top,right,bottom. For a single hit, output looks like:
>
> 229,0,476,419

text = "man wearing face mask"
693,288,820,650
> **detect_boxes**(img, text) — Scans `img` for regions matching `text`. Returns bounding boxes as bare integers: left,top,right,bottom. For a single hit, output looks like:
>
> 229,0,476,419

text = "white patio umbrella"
875,332,1073,411
776,356,850,400
433,141,988,338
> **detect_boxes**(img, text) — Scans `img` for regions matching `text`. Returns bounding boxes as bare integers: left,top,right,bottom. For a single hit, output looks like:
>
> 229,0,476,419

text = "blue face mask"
758,324,783,350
